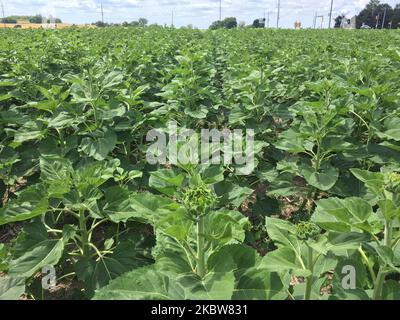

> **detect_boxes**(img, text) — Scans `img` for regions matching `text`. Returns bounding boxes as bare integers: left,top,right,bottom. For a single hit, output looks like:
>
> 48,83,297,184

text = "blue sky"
2,0,399,28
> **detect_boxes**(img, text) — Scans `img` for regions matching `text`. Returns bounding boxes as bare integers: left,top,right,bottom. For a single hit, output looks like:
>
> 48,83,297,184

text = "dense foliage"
1,15,63,24
28,15,48,24
356,0,400,29
0,27,400,300
0,18,18,24
209,17,238,30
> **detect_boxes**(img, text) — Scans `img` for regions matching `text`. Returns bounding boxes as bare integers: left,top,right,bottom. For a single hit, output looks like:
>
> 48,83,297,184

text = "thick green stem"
91,102,99,128
372,270,386,300
196,216,206,278
372,221,392,300
314,137,324,172
304,246,314,300
79,210,90,258
299,141,323,214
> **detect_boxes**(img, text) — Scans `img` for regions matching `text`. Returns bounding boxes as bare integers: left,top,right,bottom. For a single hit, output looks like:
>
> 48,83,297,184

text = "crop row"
0,27,400,300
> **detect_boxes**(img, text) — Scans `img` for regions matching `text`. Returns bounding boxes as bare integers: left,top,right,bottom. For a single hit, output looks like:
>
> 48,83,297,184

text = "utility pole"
267,11,270,28
381,7,387,29
101,2,104,24
315,14,324,29
313,12,317,29
276,0,280,28
375,13,380,29
171,10,174,27
1,1,5,28
328,0,334,28
219,0,222,21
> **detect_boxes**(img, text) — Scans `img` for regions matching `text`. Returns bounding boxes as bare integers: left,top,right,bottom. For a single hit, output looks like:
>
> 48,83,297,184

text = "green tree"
138,18,148,26
1,18,17,24
356,0,399,29
29,14,43,24
223,17,237,29
93,21,107,28
393,4,400,28
209,17,237,30
334,15,345,28
209,20,224,30
46,18,62,23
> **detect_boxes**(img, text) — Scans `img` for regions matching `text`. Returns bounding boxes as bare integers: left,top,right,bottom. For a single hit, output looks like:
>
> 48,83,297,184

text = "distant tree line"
1,14,62,24
356,0,400,28
209,17,238,30
335,0,400,29
209,17,269,30
29,15,62,23
93,18,150,28
1,17,17,24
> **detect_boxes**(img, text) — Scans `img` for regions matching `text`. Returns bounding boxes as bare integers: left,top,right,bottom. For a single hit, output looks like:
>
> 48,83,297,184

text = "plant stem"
384,220,392,248
304,246,314,300
79,210,90,258
358,247,376,283
372,220,392,300
372,269,386,300
196,216,206,278
116,223,120,244
125,136,132,162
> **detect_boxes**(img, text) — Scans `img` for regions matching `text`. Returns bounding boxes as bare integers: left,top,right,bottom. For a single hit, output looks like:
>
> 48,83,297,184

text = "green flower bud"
181,183,216,218
385,172,400,193
295,221,321,241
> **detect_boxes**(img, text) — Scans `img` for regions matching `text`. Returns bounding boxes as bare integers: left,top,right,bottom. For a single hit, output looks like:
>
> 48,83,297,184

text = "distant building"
253,18,266,28
42,14,56,29
341,16,356,29
361,23,371,29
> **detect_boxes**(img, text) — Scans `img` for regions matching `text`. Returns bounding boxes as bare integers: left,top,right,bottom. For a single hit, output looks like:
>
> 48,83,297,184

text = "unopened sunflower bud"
181,183,217,217
385,172,400,193
295,221,321,241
